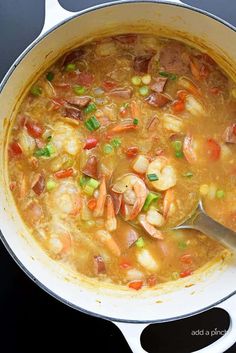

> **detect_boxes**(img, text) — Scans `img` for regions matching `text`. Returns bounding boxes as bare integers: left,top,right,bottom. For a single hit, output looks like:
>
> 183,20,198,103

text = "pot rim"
0,0,236,324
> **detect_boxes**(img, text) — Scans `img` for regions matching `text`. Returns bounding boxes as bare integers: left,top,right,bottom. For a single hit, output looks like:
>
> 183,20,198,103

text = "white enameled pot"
0,1,236,352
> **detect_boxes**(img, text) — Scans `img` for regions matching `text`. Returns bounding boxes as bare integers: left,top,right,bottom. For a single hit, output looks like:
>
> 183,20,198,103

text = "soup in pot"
8,34,235,289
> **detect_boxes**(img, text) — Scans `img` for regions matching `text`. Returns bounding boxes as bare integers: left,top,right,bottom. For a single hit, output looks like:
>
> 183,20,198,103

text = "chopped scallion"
135,237,145,248
111,138,121,148
143,192,161,211
65,63,76,71
141,74,151,85
30,86,42,96
103,144,113,154
172,140,182,152
46,72,54,81
79,175,88,187
83,184,95,196
182,171,193,178
178,240,187,250
73,85,85,95
159,71,177,80
46,180,57,191
34,143,56,158
171,272,180,280
87,178,100,189
131,76,142,86
175,151,184,158
133,118,139,126
84,103,97,115
84,116,100,131
216,189,225,199
139,85,149,96
147,173,159,181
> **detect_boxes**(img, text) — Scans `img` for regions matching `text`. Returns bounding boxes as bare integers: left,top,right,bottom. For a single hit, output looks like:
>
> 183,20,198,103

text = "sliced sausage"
109,87,133,99
159,42,190,74
145,93,172,108
66,96,91,108
134,54,153,73
94,255,106,274
150,77,168,93
32,174,45,196
82,156,98,179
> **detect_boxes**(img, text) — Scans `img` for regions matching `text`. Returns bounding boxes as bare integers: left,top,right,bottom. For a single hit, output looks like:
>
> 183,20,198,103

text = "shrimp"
138,214,163,239
95,230,121,256
47,179,81,217
105,195,117,232
163,188,175,218
183,135,197,164
93,176,107,217
112,174,147,220
147,157,177,191
48,218,72,257
52,122,81,155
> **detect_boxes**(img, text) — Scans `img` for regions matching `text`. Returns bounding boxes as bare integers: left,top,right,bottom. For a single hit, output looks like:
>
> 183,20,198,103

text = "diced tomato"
84,137,98,150
26,121,43,138
180,254,193,265
77,72,94,87
120,107,128,117
8,142,22,157
180,269,193,278
171,99,185,113
125,146,139,158
87,198,97,211
102,80,117,92
177,90,188,101
54,168,74,179
120,260,132,269
147,275,157,287
206,139,221,161
128,280,143,290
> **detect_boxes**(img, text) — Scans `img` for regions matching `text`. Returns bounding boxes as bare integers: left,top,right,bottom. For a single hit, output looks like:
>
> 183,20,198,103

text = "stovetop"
0,1,235,352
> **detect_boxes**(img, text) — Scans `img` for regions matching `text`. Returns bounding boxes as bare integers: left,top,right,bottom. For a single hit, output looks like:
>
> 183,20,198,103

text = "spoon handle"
176,203,236,249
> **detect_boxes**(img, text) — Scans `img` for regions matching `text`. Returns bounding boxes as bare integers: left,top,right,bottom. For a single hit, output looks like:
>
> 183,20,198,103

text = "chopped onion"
185,95,206,117
163,114,183,132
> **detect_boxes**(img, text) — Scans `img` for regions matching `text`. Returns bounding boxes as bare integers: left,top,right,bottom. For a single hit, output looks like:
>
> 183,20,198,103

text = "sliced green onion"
147,173,159,181
133,118,139,126
182,171,193,178
34,143,55,158
171,272,180,280
175,151,184,158
84,103,97,115
216,189,225,199
131,76,142,86
122,102,129,109
83,184,95,196
87,178,100,189
46,72,54,81
159,71,177,80
103,144,114,154
46,180,57,191
172,140,182,152
30,86,42,96
73,85,85,95
47,136,52,142
84,116,100,131
141,74,151,85
135,237,145,248
143,192,161,211
79,175,88,187
65,63,76,71
139,86,149,96
178,240,187,250
111,138,121,148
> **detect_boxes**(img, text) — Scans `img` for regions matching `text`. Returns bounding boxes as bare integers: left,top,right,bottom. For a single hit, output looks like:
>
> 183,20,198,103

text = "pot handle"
113,295,236,353
193,294,236,353
41,0,183,37
41,0,75,36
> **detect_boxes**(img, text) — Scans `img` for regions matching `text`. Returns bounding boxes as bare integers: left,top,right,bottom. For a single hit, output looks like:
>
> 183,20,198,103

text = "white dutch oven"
0,1,236,352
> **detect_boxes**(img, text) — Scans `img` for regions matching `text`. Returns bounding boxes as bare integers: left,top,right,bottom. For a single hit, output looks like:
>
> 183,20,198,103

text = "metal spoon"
173,200,236,249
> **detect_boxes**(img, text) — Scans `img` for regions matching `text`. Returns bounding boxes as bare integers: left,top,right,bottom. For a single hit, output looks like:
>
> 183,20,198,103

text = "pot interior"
0,1,236,322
